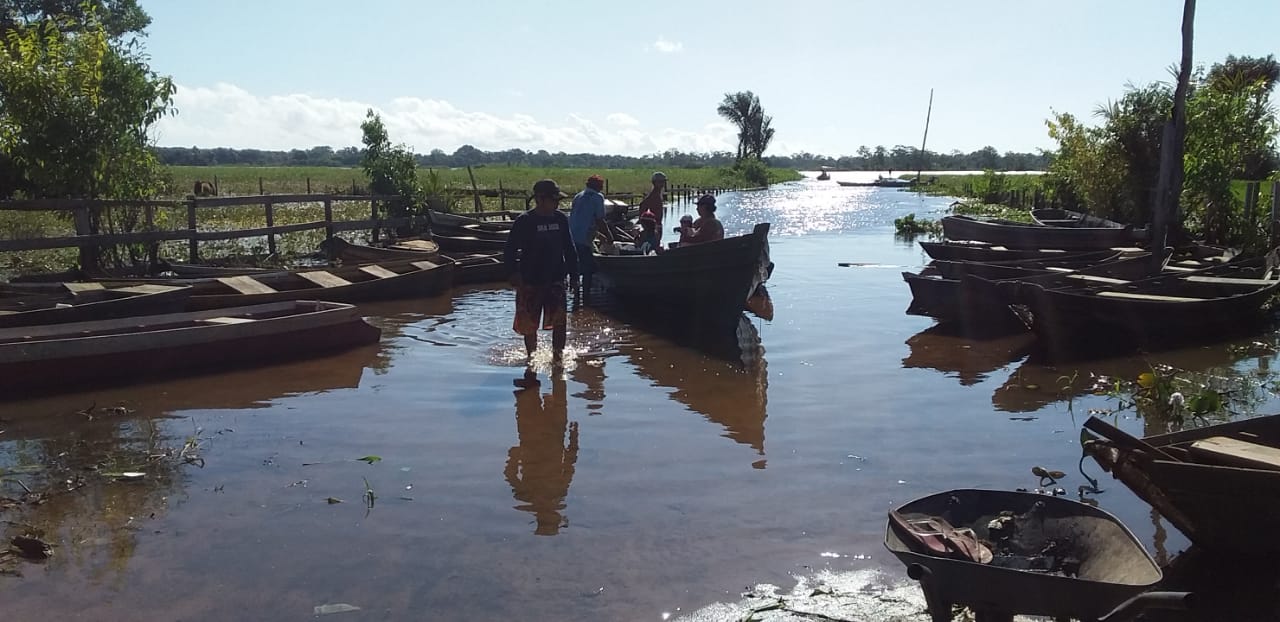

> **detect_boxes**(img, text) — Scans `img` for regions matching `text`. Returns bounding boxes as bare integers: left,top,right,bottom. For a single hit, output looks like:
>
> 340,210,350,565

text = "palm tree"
717,91,776,160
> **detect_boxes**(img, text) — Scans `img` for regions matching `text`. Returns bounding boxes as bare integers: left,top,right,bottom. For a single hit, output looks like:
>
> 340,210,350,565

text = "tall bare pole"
916,88,934,184
1151,0,1195,269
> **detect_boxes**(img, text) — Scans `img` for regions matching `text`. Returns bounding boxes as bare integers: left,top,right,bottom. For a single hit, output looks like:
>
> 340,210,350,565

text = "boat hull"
0,301,381,397
941,215,1146,250
0,284,191,328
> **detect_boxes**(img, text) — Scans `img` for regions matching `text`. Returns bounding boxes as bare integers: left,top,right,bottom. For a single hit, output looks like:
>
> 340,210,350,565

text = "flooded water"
3,172,1280,620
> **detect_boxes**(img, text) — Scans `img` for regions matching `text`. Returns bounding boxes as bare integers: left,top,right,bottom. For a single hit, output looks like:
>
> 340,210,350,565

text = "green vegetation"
893,213,942,238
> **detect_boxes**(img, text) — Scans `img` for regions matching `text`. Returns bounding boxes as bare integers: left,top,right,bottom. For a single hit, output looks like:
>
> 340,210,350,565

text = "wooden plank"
410,261,440,271
297,271,353,288
187,199,199,263
1066,274,1130,284
189,193,401,208
114,284,187,294
264,200,277,256
199,316,257,325
1161,265,1196,272
0,229,193,252
323,198,334,240
0,199,183,212
216,276,278,295
358,265,399,279
1096,291,1205,302
1189,436,1280,471
194,221,326,241
63,282,106,293
330,217,413,233
1183,275,1279,286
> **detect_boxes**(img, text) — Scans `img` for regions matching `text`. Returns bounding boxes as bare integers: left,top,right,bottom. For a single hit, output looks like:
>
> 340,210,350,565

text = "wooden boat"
1030,208,1127,229
112,259,455,311
904,253,1163,330
594,223,772,348
816,171,830,181
837,176,915,188
941,214,1147,250
319,237,439,263
0,300,381,397
886,488,1187,621
432,232,507,254
930,250,1124,280
920,240,1115,263
0,283,191,328
319,238,503,284
1002,256,1280,357
1083,414,1280,557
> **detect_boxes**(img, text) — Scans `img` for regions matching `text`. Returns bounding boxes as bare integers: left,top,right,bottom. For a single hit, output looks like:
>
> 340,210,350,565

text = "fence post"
187,199,199,263
1271,181,1280,248
307,177,312,194
323,197,334,241
259,177,264,195
264,199,277,256
145,205,158,267
370,198,380,243
72,206,94,269
499,180,505,211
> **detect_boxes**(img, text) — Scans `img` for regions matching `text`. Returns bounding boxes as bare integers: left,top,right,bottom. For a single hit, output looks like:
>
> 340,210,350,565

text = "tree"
360,109,422,231
716,90,776,160
1,0,151,38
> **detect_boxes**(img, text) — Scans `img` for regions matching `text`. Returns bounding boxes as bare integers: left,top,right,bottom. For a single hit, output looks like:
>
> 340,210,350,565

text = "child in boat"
635,211,661,255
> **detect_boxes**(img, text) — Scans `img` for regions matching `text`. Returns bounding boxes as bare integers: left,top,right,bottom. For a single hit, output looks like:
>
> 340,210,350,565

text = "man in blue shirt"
568,174,614,306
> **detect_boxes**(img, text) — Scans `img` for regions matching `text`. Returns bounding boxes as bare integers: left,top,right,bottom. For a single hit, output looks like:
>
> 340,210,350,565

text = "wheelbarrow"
884,489,1193,621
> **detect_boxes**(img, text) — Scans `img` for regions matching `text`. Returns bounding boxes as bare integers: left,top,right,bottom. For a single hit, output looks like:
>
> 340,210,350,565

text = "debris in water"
313,603,361,615
1009,416,1037,421
326,497,343,504
11,536,52,560
356,455,382,465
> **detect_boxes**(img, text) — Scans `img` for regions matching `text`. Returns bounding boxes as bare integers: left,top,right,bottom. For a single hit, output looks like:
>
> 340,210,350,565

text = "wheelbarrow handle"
1097,591,1195,622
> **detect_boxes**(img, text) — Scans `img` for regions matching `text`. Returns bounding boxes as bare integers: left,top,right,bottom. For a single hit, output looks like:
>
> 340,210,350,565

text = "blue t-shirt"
568,187,605,245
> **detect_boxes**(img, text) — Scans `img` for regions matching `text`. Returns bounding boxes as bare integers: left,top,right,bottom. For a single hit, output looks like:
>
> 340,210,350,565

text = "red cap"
638,210,657,222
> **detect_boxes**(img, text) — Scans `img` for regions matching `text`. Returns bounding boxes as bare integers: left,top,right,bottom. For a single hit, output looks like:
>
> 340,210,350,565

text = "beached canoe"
1083,413,1280,556
941,214,1147,250
105,259,455,311
319,238,503,284
0,300,381,397
1030,208,1128,229
0,283,191,328
432,232,507,254
918,240,1109,262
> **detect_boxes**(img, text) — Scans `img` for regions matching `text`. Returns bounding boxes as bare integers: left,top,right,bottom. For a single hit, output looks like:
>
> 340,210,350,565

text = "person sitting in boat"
635,211,661,255
678,194,725,246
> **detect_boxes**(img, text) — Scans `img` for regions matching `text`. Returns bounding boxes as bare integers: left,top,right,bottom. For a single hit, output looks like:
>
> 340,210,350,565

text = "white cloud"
652,35,683,54
153,82,735,156
606,112,640,127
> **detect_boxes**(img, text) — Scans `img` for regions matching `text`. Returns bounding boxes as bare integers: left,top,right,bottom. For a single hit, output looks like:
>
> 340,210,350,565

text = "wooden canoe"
105,259,456,311
1004,256,1280,357
917,240,1125,262
0,283,191,328
930,250,1124,280
319,238,503,284
941,214,1147,250
1083,413,1280,556
319,237,439,263
1030,208,1127,229
594,223,772,347
432,232,508,253
0,300,381,397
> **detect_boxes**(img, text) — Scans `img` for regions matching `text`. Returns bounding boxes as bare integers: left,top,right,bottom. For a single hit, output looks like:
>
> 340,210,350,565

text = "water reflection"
901,324,1033,386
992,335,1278,414
505,375,578,536
623,319,769,462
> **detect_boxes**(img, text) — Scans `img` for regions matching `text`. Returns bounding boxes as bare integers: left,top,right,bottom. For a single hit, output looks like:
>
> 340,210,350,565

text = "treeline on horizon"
154,144,1051,172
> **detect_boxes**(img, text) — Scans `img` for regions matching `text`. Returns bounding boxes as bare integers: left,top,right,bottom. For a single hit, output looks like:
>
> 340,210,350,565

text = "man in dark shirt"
504,179,579,366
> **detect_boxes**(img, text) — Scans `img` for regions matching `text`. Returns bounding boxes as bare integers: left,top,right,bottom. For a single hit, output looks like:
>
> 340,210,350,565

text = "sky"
141,0,1280,157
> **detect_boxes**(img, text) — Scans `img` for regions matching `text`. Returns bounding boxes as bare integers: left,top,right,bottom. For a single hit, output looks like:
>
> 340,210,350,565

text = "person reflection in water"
505,375,578,536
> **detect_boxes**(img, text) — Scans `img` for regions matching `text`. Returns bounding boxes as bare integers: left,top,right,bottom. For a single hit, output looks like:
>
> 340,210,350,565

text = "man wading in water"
504,179,579,387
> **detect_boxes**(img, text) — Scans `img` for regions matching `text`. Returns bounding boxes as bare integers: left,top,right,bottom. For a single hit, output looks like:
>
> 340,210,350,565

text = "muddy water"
3,173,1280,620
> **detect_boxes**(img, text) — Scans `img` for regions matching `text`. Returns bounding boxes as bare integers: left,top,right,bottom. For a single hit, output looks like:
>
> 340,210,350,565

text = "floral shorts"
513,281,567,335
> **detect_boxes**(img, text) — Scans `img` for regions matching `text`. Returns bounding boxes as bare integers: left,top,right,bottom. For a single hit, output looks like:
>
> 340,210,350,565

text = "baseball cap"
651,171,668,182
532,179,568,198
696,194,716,206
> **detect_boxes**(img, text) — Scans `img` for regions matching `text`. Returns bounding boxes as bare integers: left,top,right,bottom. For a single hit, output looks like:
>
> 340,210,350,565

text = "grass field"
1,165,803,277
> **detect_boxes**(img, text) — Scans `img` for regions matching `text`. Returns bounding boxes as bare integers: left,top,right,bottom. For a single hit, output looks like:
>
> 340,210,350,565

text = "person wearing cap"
638,171,668,244
568,174,614,306
504,179,579,366
679,194,726,246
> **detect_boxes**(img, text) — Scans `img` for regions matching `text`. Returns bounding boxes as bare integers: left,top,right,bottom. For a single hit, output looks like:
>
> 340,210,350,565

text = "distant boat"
816,171,830,181
837,176,915,188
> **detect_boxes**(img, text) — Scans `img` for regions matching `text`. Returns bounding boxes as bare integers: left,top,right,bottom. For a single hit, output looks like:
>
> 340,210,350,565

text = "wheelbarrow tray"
884,489,1162,620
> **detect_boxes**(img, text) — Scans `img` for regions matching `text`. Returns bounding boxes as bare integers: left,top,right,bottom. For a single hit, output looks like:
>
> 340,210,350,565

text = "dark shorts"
513,281,567,335
575,244,596,275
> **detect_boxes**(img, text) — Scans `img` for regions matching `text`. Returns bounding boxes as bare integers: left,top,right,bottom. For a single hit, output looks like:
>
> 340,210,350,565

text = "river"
2,171,1278,620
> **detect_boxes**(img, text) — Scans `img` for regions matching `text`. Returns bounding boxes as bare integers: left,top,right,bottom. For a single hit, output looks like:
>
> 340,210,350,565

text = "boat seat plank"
358,265,400,279
199,316,257,325
1183,276,1279,286
1067,274,1130,284
217,276,278,295
1161,265,1196,272
410,261,439,271
1189,436,1280,471
1095,291,1206,302
115,284,187,294
298,271,353,288
1045,267,1075,273
64,282,106,293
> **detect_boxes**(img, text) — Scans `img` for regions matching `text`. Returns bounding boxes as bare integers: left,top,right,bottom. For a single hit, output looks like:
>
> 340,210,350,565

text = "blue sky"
143,0,1279,157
